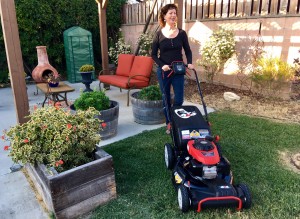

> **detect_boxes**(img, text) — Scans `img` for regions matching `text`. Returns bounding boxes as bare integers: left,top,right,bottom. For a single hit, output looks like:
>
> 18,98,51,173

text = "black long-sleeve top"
151,28,192,67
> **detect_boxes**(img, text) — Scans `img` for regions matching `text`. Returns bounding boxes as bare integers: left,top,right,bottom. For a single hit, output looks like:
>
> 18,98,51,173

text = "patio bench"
98,54,154,106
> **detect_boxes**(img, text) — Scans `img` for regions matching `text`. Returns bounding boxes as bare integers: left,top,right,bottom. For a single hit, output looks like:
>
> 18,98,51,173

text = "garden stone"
223,92,240,102
291,153,300,169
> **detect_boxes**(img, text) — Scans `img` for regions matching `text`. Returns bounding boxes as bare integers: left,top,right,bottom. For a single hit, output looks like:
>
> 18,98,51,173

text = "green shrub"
138,85,162,101
108,29,131,65
3,107,101,172
250,57,295,92
136,32,153,56
198,28,236,83
74,90,110,111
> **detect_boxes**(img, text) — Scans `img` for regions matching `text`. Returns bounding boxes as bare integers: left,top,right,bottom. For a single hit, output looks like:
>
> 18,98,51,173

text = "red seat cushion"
115,54,135,77
129,56,154,82
99,75,149,89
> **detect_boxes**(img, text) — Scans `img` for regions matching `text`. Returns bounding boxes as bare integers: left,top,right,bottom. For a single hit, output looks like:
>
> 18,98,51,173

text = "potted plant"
78,64,95,92
43,71,61,87
130,84,164,124
2,106,116,219
73,90,119,140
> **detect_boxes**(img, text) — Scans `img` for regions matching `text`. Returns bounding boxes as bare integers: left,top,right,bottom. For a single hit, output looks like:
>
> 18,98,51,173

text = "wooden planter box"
25,149,116,219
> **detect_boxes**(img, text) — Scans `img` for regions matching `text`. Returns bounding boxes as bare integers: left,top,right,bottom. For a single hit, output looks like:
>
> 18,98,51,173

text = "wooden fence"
122,0,300,24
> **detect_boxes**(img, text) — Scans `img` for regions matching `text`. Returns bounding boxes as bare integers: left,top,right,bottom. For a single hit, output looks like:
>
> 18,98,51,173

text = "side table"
36,82,75,107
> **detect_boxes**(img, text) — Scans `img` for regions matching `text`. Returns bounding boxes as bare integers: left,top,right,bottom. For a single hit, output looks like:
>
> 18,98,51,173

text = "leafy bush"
198,28,236,82
3,107,101,172
136,32,153,56
79,64,95,72
74,90,110,111
138,85,162,101
250,57,295,93
108,29,132,65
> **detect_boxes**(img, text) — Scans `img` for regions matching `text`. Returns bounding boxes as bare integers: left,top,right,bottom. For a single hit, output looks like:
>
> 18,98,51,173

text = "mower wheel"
177,185,190,212
237,183,252,209
164,143,174,169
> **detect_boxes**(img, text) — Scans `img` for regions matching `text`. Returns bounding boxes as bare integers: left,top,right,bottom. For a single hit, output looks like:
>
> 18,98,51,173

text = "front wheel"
164,143,174,169
178,185,190,212
237,183,252,209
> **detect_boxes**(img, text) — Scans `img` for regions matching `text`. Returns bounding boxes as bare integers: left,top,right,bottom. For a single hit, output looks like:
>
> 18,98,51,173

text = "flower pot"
79,71,94,92
97,100,119,140
25,149,116,219
130,91,164,125
48,82,59,87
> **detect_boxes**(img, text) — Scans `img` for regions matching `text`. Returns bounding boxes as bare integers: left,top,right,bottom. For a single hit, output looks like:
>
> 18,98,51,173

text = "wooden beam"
97,2,110,89
0,0,29,124
174,0,183,29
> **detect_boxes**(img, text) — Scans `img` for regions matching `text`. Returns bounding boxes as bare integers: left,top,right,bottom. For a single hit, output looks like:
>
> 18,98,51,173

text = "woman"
151,3,194,134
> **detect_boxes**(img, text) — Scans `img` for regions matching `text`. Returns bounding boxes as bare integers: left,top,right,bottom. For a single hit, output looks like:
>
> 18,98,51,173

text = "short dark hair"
159,4,178,27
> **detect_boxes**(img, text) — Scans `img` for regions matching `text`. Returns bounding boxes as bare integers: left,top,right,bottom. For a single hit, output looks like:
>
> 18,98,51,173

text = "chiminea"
32,46,59,83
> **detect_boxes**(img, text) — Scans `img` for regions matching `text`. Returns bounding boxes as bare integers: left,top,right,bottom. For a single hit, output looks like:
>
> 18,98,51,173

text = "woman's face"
164,8,177,26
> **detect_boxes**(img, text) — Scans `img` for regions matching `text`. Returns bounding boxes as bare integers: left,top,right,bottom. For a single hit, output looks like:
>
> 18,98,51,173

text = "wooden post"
97,0,110,89
174,0,183,29
0,0,29,124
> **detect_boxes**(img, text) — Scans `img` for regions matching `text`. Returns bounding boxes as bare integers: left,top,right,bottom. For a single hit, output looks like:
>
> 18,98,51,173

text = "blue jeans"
156,68,185,124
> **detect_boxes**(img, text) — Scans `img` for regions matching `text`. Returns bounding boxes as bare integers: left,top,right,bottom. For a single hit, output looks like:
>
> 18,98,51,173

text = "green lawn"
91,111,300,219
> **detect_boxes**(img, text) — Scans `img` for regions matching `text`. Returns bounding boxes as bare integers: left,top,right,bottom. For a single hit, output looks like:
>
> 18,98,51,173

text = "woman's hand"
187,64,194,69
162,65,171,71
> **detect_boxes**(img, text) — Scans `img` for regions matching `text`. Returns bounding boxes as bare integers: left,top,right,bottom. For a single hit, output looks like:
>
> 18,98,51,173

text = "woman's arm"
182,31,194,69
151,32,165,67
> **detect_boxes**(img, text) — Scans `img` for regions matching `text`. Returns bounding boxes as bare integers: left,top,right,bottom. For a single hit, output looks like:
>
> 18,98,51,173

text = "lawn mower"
163,61,252,213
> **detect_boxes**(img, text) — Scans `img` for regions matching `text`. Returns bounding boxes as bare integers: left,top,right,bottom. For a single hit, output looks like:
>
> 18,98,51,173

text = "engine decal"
199,129,209,138
181,130,190,139
174,108,196,119
190,130,200,138
201,151,215,156
181,129,210,140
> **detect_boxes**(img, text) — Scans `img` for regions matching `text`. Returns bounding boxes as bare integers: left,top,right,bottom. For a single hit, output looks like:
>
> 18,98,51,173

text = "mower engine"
186,139,221,179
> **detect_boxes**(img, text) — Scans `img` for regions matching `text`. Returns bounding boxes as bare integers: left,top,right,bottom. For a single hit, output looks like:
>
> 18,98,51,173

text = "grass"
91,111,300,219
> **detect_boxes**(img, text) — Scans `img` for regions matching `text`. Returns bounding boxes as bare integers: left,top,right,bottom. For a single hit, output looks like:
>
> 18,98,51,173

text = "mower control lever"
204,136,214,141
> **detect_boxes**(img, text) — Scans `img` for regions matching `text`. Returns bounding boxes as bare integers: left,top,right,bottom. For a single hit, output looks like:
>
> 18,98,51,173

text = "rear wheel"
237,183,252,209
164,143,174,169
177,185,190,212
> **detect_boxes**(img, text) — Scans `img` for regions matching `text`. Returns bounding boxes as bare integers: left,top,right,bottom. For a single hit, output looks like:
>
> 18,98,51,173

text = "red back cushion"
115,54,135,77
129,56,154,82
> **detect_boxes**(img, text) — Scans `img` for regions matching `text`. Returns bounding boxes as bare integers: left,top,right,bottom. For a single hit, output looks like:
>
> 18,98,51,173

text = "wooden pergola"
0,0,183,124
0,0,109,124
